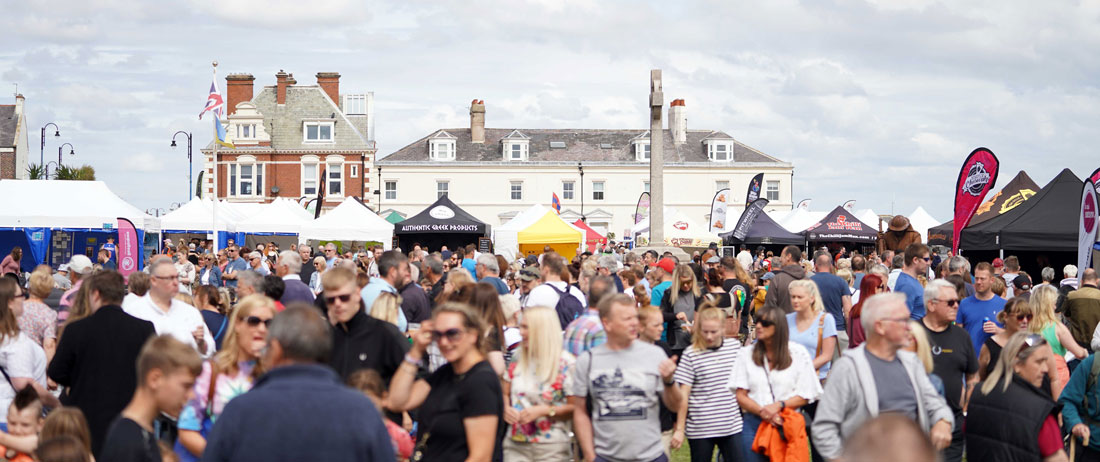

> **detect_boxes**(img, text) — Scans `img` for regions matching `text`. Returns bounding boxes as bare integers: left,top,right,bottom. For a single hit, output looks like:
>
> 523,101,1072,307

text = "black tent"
803,206,878,243
394,195,488,251
720,211,805,246
928,171,1040,247
959,169,1082,252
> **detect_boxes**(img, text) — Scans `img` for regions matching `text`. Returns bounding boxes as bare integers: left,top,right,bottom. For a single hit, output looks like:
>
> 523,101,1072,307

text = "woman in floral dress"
502,306,576,462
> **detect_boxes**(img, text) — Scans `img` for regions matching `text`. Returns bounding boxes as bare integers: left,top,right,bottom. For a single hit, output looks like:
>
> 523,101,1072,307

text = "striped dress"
673,339,743,439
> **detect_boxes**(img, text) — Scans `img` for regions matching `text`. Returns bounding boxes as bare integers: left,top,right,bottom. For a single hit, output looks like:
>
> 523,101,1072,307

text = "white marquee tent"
160,197,237,233
235,198,309,235
631,208,721,247
299,197,394,248
0,180,153,229
907,206,941,244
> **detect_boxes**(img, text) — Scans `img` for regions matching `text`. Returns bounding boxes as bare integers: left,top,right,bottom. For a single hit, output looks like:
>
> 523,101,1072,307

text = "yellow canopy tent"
517,211,584,259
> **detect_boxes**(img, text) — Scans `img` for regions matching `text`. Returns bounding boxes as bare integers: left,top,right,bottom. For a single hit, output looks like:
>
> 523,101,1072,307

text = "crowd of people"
2,235,1100,462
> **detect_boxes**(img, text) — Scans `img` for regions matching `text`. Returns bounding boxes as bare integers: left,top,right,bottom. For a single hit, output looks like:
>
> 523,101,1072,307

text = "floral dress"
178,360,257,432
504,351,575,443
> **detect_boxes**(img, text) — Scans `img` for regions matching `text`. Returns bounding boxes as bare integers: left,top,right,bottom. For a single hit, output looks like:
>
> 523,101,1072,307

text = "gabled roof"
380,128,786,165
502,129,529,140
204,86,372,151
430,130,457,140
0,106,17,148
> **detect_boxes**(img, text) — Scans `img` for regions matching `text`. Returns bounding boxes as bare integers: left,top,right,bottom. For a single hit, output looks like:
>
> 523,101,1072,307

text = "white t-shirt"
124,295,214,357
727,341,822,406
0,333,47,423
523,281,587,310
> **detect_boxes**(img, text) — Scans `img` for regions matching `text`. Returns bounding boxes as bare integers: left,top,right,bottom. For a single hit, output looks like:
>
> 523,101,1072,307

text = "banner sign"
952,147,999,253
1081,180,1098,276
732,198,769,241
796,199,811,210
709,188,730,232
1090,167,1100,192
843,200,856,212
745,173,764,206
116,218,139,278
634,192,651,224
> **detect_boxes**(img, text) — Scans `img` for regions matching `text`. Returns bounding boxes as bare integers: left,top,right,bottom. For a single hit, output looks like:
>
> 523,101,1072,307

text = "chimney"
225,73,254,116
316,72,341,107
13,94,23,116
275,70,289,105
669,99,686,145
470,99,485,144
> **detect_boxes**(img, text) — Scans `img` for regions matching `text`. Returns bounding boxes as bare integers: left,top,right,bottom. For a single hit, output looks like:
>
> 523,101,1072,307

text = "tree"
26,163,45,180
55,164,96,181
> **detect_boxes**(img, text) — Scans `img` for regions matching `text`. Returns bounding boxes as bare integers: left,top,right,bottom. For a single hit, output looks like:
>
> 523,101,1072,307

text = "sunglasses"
431,328,465,342
755,319,775,328
1023,333,1047,348
244,316,272,327
936,299,959,307
324,293,354,304
1015,313,1034,322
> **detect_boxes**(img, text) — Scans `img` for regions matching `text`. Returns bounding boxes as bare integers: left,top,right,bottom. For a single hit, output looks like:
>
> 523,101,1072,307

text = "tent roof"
804,206,878,243
395,195,487,235
384,212,405,224
299,197,394,246
235,199,309,234
907,206,940,244
161,197,237,233
719,210,805,245
853,209,880,230
497,204,552,233
518,212,584,245
0,180,153,229
960,168,1082,251
777,208,827,233
928,171,1040,246
573,219,608,242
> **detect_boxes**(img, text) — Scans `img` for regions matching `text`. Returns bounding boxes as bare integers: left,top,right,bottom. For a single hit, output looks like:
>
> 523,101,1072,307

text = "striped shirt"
673,339,743,438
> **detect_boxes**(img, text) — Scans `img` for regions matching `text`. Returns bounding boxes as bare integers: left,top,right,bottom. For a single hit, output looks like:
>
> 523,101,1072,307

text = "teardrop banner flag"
634,192,650,224
745,173,764,206
732,198,770,241
952,147,999,254
709,188,730,232
1090,167,1100,192
116,217,139,278
1081,180,1098,275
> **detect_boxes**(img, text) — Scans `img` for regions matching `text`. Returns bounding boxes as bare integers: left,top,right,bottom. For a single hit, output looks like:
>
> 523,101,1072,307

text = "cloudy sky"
4,0,1099,221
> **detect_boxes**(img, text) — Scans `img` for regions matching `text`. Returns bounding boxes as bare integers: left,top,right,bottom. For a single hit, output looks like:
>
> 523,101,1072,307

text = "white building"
377,99,793,240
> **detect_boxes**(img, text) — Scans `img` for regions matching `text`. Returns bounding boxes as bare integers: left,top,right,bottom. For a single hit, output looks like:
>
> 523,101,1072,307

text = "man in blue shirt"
222,245,249,290
461,244,478,280
894,242,930,320
956,262,1006,354
475,254,509,295
649,258,675,308
360,250,409,331
323,243,338,268
100,237,117,265
810,253,852,349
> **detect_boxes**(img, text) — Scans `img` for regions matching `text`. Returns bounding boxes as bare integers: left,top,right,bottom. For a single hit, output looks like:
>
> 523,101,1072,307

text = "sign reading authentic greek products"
399,223,481,232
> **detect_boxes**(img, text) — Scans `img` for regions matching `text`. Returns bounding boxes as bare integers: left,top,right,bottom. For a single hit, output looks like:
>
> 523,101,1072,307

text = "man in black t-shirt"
920,279,978,462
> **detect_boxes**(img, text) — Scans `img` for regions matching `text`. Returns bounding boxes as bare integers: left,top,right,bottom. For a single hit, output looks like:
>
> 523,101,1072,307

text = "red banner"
952,148,999,253
116,218,139,278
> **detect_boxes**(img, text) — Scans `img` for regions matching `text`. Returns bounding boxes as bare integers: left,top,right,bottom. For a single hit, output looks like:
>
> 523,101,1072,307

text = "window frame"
326,161,343,197
384,180,397,200
766,180,780,201
230,159,263,197
510,181,523,201
303,121,335,143
708,140,733,161
343,94,367,115
635,141,651,161
562,181,575,200
350,164,359,178
436,181,450,199
301,158,319,196
592,181,605,201
430,139,456,161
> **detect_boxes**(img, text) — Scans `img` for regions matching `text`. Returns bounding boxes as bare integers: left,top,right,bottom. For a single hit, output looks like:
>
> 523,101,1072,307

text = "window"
229,162,263,197
635,142,651,161
344,94,367,115
437,181,449,199
510,181,523,200
430,139,456,161
716,180,729,193
504,141,528,161
302,163,318,196
644,181,650,193
593,181,605,201
327,163,342,196
304,122,334,142
385,181,397,200
350,164,359,178
766,180,780,201
708,141,732,161
237,124,256,139
562,181,575,200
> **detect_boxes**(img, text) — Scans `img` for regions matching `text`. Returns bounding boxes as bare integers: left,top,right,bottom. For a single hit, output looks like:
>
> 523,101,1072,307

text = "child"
348,369,413,461
34,435,90,462
0,386,42,462
100,335,203,462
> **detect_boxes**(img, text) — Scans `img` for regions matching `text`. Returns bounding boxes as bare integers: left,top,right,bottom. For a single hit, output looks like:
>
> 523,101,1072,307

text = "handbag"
174,361,220,462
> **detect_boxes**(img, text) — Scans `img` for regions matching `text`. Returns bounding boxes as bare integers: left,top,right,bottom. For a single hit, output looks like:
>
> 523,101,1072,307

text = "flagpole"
211,61,220,254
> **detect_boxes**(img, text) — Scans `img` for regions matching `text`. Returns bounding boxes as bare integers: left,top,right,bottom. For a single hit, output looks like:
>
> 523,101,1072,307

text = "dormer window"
429,131,457,161
502,130,530,161
707,140,733,161
635,141,651,161
236,124,256,139
304,121,334,142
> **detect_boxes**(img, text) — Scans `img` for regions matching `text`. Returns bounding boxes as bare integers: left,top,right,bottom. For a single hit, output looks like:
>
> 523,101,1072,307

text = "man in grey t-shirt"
571,294,680,462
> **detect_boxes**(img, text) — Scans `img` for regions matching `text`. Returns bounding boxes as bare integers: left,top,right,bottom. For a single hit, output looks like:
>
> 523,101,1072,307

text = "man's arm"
810,357,852,461
570,396,596,462
963,372,979,412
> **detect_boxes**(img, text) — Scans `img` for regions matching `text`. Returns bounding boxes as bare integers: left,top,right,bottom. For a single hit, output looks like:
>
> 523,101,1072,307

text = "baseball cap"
706,256,720,264
992,258,1004,268
518,267,541,282
525,255,538,266
762,272,775,281
655,257,676,274
1013,274,1032,291
58,264,69,273
68,255,93,275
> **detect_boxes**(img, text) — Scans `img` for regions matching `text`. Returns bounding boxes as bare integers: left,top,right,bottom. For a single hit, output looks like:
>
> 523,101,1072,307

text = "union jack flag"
198,79,224,120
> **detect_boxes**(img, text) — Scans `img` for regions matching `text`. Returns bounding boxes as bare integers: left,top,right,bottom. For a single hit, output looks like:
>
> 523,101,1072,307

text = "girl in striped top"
672,304,744,462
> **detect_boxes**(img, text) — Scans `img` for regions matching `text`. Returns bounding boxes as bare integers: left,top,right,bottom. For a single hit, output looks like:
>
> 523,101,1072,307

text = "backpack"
546,283,585,329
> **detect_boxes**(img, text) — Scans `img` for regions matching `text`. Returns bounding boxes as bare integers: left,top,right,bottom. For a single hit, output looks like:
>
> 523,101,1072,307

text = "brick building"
201,70,376,211
0,94,30,179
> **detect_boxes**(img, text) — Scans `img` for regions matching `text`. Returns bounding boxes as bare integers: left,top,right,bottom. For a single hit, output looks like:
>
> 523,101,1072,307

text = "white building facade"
378,100,793,240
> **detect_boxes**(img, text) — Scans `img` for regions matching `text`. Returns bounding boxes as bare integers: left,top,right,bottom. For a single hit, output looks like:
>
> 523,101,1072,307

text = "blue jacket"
203,364,395,462
198,266,222,288
1060,354,1100,450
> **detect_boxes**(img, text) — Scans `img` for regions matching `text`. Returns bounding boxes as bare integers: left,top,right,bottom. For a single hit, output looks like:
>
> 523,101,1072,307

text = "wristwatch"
547,407,557,418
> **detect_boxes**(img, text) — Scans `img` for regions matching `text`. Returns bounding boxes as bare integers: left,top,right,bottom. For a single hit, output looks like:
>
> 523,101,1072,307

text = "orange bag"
751,407,810,462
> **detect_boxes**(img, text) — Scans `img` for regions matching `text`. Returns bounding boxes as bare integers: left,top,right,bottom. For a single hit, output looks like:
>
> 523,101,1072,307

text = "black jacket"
48,305,156,457
329,306,409,385
399,282,432,324
966,376,1059,462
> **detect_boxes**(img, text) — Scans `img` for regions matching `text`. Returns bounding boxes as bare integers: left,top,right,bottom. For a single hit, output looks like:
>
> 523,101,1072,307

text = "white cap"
68,255,93,275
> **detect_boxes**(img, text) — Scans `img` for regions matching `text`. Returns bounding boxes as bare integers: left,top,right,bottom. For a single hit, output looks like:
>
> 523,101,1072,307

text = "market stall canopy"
960,168,1082,252
719,210,805,246
0,180,153,229
299,197,394,248
906,206,940,244
573,219,609,252
394,195,487,251
494,204,554,259
160,197,237,233
803,206,878,243
632,208,720,247
928,171,1039,247
777,207,827,233
384,211,405,224
235,198,309,235
853,209,881,231
516,212,584,259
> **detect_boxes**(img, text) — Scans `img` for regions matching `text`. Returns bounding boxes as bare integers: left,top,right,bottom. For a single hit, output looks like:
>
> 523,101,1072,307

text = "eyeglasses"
431,328,465,342
324,293,354,304
152,274,179,281
755,319,775,328
325,249,335,253
244,316,272,328
1016,313,1034,322
935,298,959,307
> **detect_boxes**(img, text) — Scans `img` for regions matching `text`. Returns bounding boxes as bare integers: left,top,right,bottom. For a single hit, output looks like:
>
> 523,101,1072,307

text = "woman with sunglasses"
198,254,222,289
502,306,576,462
847,274,887,349
980,298,1062,398
176,294,274,461
729,308,821,462
661,264,704,358
389,303,504,462
966,332,1067,462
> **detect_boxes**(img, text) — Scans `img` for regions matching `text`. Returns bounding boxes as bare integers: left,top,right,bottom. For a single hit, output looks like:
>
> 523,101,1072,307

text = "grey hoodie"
762,263,806,313
811,345,954,460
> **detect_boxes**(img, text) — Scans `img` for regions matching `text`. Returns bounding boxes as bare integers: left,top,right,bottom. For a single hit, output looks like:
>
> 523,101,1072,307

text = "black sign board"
478,237,492,254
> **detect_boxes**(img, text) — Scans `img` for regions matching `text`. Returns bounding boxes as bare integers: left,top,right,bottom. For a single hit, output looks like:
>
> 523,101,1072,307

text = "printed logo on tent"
825,215,863,231
673,221,689,230
429,206,455,220
963,162,992,196
121,257,135,272
999,189,1036,214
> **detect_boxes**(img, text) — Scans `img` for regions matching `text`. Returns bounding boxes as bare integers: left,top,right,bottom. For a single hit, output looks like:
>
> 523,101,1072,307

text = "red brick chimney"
225,73,254,116
275,70,289,105
316,72,341,106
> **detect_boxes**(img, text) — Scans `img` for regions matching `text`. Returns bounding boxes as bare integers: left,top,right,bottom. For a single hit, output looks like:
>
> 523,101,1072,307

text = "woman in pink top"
0,248,21,277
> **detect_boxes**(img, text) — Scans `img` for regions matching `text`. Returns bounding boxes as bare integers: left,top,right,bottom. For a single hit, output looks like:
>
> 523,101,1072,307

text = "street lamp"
40,123,60,177
374,165,382,213
578,162,585,222
43,161,59,179
171,131,193,200
57,143,75,179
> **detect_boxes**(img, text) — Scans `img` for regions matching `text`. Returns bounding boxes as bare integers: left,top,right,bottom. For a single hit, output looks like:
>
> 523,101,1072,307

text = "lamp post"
43,161,59,180
57,143,75,179
578,162,585,222
375,165,382,213
171,131,194,200
40,123,60,177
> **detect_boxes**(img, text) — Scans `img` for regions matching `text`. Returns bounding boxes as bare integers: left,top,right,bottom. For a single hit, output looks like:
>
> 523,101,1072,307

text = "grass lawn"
671,445,691,462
